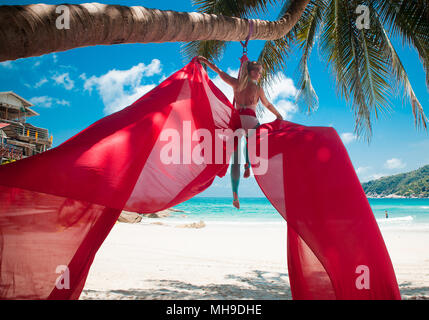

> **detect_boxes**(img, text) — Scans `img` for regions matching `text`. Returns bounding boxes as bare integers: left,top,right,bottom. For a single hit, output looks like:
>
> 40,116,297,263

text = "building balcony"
0,119,52,146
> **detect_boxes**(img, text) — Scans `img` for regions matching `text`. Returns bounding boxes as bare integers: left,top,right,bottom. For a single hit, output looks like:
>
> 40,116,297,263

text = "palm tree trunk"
0,1,310,62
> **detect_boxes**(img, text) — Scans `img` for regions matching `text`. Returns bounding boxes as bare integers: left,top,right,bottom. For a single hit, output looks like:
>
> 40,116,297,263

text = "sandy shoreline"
80,220,429,300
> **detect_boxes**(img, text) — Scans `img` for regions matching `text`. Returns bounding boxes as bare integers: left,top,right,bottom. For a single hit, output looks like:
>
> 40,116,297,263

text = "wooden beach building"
0,91,53,165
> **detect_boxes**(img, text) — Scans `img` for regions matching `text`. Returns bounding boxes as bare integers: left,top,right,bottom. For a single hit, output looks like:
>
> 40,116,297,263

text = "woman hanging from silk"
197,56,283,209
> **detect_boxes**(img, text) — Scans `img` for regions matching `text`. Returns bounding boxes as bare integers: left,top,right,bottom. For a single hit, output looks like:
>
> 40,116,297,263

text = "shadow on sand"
81,273,429,300
399,282,429,300
81,270,291,300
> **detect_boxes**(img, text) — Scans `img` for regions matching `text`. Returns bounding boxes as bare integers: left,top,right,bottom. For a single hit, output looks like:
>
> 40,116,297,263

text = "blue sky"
1,0,428,197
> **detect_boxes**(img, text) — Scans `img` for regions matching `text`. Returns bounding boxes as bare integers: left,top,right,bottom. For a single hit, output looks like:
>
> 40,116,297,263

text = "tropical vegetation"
185,0,428,142
362,164,429,198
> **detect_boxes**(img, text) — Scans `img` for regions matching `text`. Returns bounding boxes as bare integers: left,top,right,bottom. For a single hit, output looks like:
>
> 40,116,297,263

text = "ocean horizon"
136,197,429,231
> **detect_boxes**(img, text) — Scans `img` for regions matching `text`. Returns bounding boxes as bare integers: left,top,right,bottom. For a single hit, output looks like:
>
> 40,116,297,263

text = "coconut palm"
0,1,427,142
0,1,309,61
184,0,428,142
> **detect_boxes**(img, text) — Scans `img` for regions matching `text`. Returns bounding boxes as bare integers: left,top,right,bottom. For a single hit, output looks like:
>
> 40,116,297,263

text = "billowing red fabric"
250,121,401,299
0,58,400,299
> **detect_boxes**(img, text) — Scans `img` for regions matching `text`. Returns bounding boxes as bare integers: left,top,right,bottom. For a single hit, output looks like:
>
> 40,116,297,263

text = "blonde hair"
237,61,262,92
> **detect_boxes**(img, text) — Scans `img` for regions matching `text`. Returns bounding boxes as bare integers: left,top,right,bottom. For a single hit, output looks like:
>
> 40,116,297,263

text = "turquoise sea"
165,197,429,231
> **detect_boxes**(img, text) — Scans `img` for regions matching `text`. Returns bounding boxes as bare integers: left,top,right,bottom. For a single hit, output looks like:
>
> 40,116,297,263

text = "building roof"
0,91,33,107
0,91,39,117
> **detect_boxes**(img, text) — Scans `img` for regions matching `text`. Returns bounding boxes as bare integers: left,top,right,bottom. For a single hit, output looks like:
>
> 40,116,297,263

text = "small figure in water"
385,210,388,219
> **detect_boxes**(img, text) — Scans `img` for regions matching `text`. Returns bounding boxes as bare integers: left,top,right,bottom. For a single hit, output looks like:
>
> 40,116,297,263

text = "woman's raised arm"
197,56,238,88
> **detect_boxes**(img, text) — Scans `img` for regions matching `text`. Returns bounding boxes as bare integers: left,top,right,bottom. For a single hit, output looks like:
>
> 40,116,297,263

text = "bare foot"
233,192,240,209
243,163,250,178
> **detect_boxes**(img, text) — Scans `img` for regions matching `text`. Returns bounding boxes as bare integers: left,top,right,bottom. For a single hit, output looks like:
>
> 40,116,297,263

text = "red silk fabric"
249,121,400,299
0,58,400,299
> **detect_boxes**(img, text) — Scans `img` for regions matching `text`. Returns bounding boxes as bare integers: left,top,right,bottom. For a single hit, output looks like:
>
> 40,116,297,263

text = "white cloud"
261,74,299,123
340,132,357,144
278,99,298,119
259,99,298,124
56,99,70,106
384,158,406,170
24,77,49,89
356,166,371,175
83,59,162,115
30,96,54,108
355,166,374,182
52,72,74,90
34,77,48,88
30,96,70,108
144,59,162,76
265,73,298,101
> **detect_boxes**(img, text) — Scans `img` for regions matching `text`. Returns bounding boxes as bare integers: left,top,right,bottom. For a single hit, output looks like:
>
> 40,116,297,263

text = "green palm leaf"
374,0,429,87
182,40,228,64
182,0,281,62
318,0,372,138
192,0,278,16
320,0,408,142
257,0,325,118
370,2,428,130
181,0,427,143
294,0,326,114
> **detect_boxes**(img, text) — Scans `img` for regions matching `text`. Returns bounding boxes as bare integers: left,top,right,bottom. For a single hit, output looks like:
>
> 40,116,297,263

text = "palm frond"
320,0,393,142
338,0,373,140
182,0,427,142
255,1,296,118
294,0,326,114
318,0,426,142
182,0,281,63
258,37,291,86
192,0,279,17
181,40,228,64
320,0,352,101
358,26,392,120
254,36,290,118
256,0,325,119
374,0,429,88
257,0,295,83
370,2,428,131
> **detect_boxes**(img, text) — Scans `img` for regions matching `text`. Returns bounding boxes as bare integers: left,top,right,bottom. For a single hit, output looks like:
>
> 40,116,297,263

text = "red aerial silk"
249,121,401,299
0,58,400,300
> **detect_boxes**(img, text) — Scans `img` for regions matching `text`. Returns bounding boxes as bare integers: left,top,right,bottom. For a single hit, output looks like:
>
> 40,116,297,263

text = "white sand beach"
80,218,429,300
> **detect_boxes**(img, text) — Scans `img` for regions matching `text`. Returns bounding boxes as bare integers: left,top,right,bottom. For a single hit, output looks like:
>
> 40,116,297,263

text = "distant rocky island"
362,165,429,198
